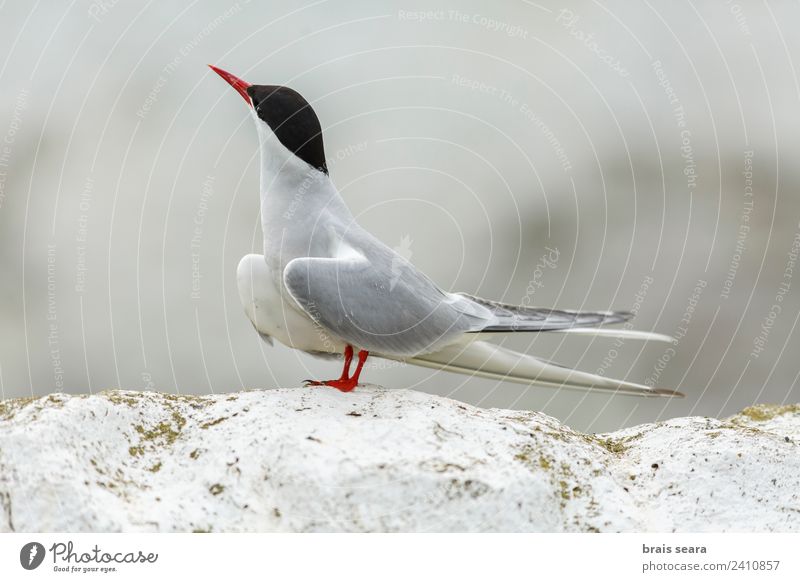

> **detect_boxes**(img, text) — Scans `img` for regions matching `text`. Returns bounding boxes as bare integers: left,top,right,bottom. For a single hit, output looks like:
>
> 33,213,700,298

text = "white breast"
236,253,347,354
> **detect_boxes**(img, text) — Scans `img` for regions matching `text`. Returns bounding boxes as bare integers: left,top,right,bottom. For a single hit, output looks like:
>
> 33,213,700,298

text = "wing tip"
610,310,635,322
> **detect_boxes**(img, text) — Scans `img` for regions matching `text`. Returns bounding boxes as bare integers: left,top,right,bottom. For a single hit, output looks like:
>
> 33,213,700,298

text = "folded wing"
282,255,481,356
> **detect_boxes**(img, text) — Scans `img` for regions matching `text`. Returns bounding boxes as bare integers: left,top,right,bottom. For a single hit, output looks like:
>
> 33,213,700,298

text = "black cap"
247,85,328,174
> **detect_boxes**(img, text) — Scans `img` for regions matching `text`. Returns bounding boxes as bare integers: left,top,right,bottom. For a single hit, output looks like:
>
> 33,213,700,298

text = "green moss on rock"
200,416,228,430
0,397,36,421
737,404,800,422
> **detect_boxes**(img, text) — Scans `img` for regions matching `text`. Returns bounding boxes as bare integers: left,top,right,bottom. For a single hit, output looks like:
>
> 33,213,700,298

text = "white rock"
0,387,797,532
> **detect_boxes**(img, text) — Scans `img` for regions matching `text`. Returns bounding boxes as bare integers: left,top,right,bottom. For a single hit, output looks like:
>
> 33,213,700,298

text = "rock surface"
0,387,798,532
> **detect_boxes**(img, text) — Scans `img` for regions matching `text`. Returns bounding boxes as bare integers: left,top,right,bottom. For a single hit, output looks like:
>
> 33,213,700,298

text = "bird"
210,65,683,398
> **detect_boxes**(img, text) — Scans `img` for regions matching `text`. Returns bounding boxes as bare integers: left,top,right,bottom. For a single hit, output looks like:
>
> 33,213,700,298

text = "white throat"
250,110,348,252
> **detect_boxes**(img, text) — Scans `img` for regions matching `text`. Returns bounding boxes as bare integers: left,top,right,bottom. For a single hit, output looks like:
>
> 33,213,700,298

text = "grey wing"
455,294,633,332
283,254,485,357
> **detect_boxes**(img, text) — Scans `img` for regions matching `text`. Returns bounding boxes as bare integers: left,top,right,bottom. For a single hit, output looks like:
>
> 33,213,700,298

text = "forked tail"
406,340,683,397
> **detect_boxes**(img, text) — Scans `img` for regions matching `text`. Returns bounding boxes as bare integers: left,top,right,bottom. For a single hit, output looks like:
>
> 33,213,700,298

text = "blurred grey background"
1,0,798,432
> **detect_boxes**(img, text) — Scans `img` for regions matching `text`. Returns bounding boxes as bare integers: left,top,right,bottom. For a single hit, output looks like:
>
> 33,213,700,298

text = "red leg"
304,346,369,392
338,345,354,380
349,350,369,385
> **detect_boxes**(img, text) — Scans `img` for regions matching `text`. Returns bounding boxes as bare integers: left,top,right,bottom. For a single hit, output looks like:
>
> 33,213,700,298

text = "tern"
210,65,682,398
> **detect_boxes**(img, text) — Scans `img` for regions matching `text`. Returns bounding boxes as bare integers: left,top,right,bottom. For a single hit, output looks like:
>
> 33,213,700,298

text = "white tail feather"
547,328,674,342
400,340,682,398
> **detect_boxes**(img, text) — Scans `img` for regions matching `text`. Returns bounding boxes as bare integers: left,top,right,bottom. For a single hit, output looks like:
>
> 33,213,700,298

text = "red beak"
209,65,252,105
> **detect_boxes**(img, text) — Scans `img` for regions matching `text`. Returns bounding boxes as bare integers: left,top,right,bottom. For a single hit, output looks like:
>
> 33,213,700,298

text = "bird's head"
209,65,327,175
